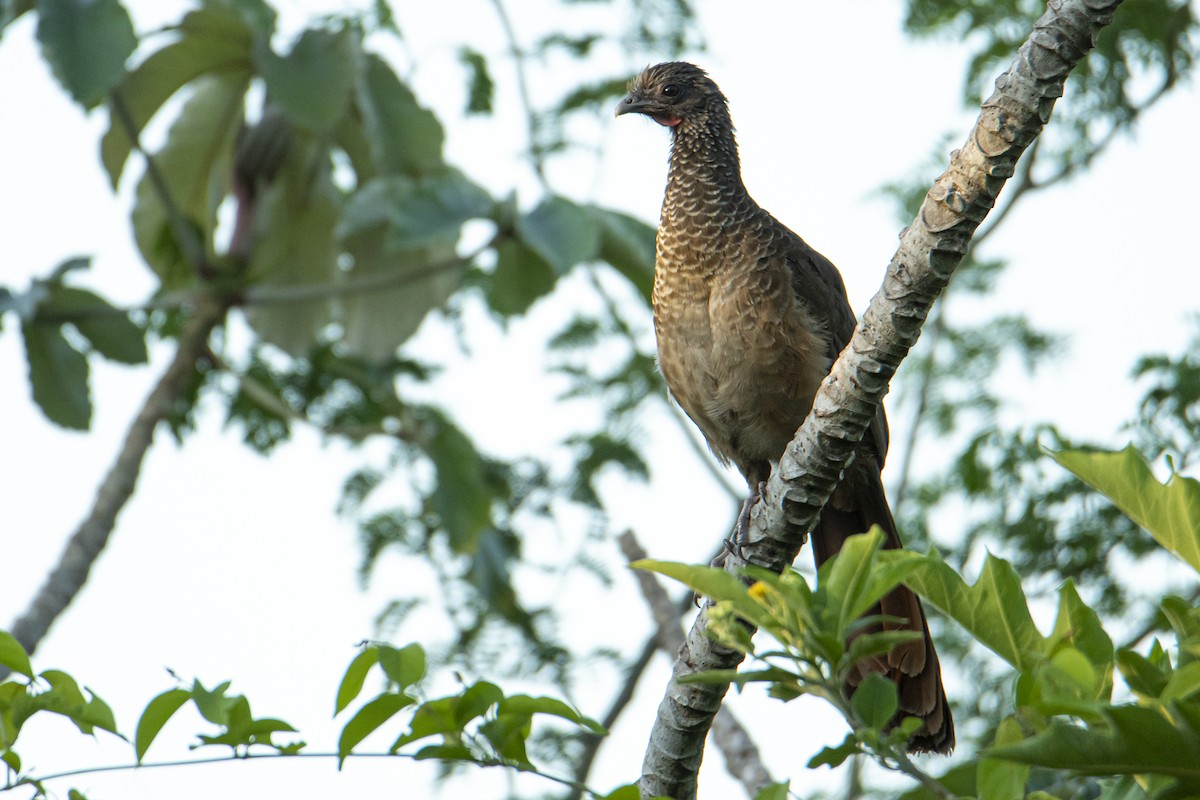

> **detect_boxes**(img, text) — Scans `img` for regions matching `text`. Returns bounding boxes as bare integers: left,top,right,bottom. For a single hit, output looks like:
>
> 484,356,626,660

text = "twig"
489,0,550,189
619,531,775,798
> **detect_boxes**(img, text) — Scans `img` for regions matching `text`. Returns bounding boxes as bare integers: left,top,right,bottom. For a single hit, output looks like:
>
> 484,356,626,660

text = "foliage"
641,446,1200,799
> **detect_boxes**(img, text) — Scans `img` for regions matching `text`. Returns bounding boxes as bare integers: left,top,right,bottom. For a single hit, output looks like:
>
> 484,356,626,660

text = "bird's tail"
811,466,955,754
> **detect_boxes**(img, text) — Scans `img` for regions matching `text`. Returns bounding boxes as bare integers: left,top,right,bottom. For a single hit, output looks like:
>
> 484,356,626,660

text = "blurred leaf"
255,26,358,132
377,643,425,691
751,782,791,800
484,237,557,317
592,205,656,301
425,411,492,553
1118,648,1169,699
458,46,493,114
979,716,1029,800
852,672,898,730
1053,446,1200,575
516,195,600,274
191,680,236,726
102,7,255,186
335,646,379,715
43,286,147,365
356,53,443,175
35,0,135,109
135,688,191,762
132,71,248,288
392,681,504,751
21,320,90,430
337,692,415,765
0,631,32,678
242,133,340,356
807,733,860,769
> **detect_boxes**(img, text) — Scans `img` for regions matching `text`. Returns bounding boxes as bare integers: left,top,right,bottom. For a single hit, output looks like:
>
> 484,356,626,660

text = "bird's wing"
776,222,891,465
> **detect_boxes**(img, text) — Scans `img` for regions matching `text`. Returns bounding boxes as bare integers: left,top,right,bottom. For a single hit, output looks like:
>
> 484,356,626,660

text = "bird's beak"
615,93,653,118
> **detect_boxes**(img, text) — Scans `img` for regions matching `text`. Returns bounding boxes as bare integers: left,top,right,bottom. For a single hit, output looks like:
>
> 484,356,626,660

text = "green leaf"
44,286,147,365
21,321,90,429
1117,649,1168,698
631,560,756,610
101,7,255,186
458,46,493,114
377,643,425,691
883,550,1047,672
1053,446,1200,575
391,681,504,751
852,672,898,730
241,133,340,356
337,692,415,766
135,688,191,762
0,630,33,678
499,694,604,734
35,0,136,109
1050,580,1114,697
484,237,557,317
820,528,912,634
988,703,1200,791
752,782,791,800
597,784,641,800
1162,661,1200,704
335,646,379,715
356,53,444,175
515,195,600,274
68,790,88,800
191,680,236,726
592,205,656,301
807,734,860,769
255,26,358,132
979,716,1029,800
425,413,492,553
132,71,248,288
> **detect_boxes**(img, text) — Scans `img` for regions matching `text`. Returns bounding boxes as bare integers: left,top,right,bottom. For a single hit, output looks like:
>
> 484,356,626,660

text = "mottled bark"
639,1,1126,796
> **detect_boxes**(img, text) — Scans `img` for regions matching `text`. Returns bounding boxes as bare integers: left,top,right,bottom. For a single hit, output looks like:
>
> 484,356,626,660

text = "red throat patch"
652,115,682,127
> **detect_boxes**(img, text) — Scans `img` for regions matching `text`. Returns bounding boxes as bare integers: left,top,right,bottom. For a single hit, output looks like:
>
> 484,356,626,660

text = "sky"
2,1,1199,798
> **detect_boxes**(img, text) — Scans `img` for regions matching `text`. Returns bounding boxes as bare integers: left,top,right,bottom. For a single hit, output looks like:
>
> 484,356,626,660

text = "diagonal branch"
2,295,230,673
639,1,1127,796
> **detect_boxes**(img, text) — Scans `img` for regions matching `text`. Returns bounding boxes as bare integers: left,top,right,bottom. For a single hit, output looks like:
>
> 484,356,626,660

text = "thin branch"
109,90,212,276
639,2,1128,796
619,531,775,798
489,0,551,189
2,295,230,673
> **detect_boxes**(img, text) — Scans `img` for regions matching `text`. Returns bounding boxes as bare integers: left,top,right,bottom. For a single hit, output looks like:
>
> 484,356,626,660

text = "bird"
615,61,953,753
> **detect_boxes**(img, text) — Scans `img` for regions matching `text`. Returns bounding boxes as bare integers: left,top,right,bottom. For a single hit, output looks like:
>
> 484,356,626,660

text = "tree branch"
639,1,1126,796
2,295,230,673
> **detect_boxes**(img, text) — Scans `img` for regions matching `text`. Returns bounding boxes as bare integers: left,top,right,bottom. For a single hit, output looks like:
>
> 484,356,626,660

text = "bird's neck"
663,107,755,231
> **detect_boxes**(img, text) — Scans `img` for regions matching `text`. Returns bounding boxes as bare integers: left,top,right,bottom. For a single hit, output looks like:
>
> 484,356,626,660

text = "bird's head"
615,62,727,128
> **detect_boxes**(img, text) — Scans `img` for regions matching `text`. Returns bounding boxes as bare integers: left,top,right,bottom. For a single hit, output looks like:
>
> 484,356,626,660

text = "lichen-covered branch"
2,295,229,673
639,1,1126,796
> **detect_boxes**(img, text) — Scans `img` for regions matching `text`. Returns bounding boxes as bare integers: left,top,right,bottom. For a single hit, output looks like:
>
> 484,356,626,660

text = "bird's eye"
662,84,681,98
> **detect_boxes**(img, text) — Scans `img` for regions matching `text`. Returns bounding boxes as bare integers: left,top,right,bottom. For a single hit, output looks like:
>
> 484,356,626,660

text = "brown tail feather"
812,463,955,754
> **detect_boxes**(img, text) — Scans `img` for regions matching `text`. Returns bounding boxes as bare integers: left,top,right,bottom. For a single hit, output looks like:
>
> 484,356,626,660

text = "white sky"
2,1,1198,798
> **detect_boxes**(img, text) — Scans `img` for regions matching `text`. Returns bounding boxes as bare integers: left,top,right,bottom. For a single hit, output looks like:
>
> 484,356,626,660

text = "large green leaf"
516,195,600,274
377,643,425,692
337,692,415,765
242,134,340,356
1053,446,1200,575
1050,580,1114,699
102,7,255,187
988,702,1200,793
334,646,378,716
880,550,1047,672
44,286,147,365
978,716,1030,800
255,26,358,133
592,205,656,301
35,0,136,109
356,53,444,176
21,321,90,430
484,237,557,317
131,72,248,289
